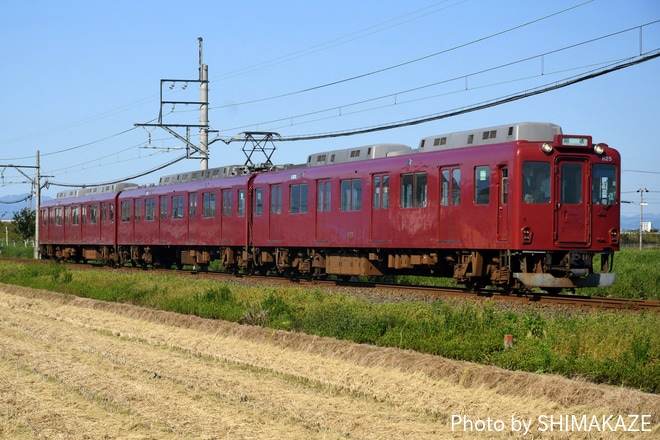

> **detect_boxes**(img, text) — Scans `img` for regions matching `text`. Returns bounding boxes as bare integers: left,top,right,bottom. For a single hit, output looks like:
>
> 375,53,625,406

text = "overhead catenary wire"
263,51,660,142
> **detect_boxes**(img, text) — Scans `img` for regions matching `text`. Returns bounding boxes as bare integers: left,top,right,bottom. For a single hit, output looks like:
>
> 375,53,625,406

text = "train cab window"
522,162,550,203
289,184,308,214
373,174,390,209
340,178,362,211
401,172,427,208
189,193,197,218
238,190,246,217
202,192,216,218
145,198,156,221
134,200,141,222
89,204,98,224
255,189,263,215
172,195,184,219
592,164,617,205
317,180,331,212
474,166,490,205
222,190,232,216
561,163,583,204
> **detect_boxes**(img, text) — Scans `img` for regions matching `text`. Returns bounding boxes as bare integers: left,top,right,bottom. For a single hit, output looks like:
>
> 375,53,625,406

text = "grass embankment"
0,255,658,393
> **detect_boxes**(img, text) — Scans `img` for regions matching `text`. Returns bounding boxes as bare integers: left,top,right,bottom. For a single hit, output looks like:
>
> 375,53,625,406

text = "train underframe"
41,243,615,293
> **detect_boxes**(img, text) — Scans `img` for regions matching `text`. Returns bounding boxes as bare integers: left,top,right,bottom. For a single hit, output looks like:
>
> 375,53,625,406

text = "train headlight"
610,228,619,244
522,227,533,243
541,143,554,154
593,143,605,155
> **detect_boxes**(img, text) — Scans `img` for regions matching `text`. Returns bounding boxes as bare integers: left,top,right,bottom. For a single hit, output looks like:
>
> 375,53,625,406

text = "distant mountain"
621,213,660,231
0,193,53,220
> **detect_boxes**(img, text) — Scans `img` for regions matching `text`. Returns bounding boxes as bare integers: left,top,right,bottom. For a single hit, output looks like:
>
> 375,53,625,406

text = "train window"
289,184,308,214
109,203,114,223
89,204,96,224
202,192,216,218
441,168,461,206
592,164,617,205
134,200,141,222
189,193,198,218
160,197,168,219
401,172,427,208
72,206,80,225
222,190,232,216
56,207,63,226
500,167,508,204
101,203,106,223
145,198,156,221
340,178,362,211
373,174,389,209
452,169,461,205
238,190,246,217
474,166,490,205
172,195,184,219
317,180,331,212
82,205,87,224
561,163,583,204
255,189,263,215
522,162,550,203
270,185,282,214
121,201,131,222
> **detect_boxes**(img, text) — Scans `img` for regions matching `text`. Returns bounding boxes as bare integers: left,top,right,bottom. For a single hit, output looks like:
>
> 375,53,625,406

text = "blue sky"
1,0,658,217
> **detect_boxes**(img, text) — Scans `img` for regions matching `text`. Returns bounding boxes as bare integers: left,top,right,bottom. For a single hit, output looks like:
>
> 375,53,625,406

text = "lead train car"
40,122,620,293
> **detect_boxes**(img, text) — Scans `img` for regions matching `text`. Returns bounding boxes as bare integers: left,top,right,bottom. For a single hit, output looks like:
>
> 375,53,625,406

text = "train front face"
514,133,620,290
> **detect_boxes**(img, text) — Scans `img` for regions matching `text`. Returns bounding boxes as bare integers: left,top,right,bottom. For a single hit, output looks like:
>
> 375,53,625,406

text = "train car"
39,122,620,293
247,122,619,291
40,183,136,262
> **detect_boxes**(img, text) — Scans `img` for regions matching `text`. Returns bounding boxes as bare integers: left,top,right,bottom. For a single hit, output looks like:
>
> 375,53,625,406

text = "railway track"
18,258,658,312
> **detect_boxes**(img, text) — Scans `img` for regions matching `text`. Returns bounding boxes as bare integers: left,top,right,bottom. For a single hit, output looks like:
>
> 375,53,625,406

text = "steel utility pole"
136,38,210,170
637,187,649,250
0,151,44,259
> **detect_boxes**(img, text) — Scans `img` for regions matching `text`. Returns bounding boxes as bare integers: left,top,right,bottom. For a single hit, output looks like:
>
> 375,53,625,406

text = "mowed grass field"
1,284,658,439
0,249,658,393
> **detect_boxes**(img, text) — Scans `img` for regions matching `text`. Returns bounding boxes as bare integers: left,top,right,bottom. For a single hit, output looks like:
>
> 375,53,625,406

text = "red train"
39,122,620,293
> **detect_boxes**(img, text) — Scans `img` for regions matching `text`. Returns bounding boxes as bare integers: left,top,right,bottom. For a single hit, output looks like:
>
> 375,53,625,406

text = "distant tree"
12,207,35,242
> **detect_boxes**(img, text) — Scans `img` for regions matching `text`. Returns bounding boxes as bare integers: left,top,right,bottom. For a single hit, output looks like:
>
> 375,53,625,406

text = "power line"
213,1,595,110
47,154,188,189
219,20,660,133
275,51,660,142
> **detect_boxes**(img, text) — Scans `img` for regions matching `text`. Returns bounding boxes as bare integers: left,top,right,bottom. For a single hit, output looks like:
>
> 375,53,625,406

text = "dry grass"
1,283,658,439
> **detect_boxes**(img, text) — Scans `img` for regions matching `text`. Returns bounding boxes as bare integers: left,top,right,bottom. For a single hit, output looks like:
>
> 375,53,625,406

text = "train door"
371,173,390,242
497,165,509,241
315,179,332,242
555,158,590,245
269,184,282,241
438,166,460,242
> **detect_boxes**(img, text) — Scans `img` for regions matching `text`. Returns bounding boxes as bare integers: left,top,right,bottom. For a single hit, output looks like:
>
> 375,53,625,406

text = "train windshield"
592,164,617,205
